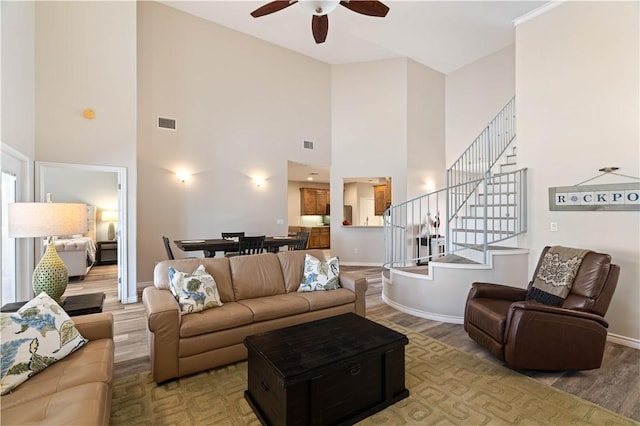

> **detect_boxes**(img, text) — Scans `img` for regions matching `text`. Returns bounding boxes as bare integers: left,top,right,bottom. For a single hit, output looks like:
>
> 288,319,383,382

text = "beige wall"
331,59,407,264
1,1,35,158
137,2,331,281
516,1,640,342
34,1,138,302
407,58,446,200
331,58,445,265
445,45,515,167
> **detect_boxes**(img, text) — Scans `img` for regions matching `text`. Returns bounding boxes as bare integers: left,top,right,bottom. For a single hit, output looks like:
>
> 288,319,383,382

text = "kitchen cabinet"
300,188,330,215
289,226,330,249
374,180,392,215
308,227,330,249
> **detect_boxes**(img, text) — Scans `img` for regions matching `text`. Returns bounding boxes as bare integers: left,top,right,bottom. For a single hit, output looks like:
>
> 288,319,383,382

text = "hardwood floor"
72,264,640,421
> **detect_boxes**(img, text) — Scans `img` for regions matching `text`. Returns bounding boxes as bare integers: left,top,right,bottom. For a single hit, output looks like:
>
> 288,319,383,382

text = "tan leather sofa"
143,249,368,383
1,312,114,425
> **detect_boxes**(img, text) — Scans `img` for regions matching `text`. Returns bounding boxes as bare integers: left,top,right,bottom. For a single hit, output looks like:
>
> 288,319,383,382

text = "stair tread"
453,243,523,251
430,254,479,265
478,192,517,196
456,216,517,219
451,229,516,234
469,204,518,207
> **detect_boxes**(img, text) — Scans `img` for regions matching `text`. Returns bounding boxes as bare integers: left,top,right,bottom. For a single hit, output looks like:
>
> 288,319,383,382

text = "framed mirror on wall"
342,177,391,227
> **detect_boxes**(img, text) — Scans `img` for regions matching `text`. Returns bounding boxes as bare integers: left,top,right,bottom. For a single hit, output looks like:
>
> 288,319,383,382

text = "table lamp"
101,210,118,241
8,202,88,301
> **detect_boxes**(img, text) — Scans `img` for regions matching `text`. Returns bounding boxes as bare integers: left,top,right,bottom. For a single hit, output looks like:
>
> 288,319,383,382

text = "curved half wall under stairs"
382,249,530,324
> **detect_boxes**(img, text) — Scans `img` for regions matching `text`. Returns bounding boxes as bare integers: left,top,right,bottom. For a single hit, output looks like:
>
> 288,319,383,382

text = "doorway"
36,162,128,302
1,143,33,304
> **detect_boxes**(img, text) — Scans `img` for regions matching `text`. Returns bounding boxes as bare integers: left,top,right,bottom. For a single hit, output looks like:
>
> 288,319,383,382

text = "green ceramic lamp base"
33,242,68,302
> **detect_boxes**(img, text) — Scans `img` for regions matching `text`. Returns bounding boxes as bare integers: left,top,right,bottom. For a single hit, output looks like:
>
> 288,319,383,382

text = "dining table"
174,236,299,258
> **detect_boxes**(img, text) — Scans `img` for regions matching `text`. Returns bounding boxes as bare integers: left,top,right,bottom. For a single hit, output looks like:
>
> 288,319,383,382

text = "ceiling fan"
250,0,390,44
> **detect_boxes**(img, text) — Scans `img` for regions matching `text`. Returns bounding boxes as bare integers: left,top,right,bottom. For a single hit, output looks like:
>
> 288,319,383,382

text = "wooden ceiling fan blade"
250,1,297,18
339,1,389,17
312,15,328,44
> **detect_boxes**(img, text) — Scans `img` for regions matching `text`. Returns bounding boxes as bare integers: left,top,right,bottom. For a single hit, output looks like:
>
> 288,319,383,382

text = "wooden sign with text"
549,183,640,211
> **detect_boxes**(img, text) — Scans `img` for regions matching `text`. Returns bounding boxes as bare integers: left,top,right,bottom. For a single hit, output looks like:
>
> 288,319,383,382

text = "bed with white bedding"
48,205,98,279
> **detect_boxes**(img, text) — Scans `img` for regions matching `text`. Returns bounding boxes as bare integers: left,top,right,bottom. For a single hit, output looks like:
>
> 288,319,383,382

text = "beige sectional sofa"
0,312,114,426
143,249,368,383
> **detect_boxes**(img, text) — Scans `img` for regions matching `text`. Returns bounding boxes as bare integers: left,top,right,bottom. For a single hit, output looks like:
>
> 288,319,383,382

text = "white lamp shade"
101,210,118,222
8,203,88,238
299,0,339,15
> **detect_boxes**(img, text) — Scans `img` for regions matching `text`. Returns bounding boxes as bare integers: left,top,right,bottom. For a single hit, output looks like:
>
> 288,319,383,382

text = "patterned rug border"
111,315,638,425
368,316,638,425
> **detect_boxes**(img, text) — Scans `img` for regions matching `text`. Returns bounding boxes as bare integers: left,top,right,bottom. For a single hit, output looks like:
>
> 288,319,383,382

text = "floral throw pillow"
298,254,340,292
0,292,88,395
168,264,223,315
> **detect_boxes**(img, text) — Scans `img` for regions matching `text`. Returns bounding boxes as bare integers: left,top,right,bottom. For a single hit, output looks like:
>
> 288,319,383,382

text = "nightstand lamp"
8,202,88,301
101,210,118,241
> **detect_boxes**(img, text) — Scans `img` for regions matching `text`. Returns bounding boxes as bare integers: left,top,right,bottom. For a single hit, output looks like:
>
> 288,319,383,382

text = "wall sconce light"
425,181,436,193
176,170,191,183
253,176,265,188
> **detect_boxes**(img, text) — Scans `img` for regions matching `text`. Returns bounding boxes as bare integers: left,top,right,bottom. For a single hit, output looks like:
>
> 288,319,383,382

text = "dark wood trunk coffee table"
244,312,409,426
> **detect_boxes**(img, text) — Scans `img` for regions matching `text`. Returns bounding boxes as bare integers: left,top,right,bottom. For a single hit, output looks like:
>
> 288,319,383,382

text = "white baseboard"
607,333,640,350
135,280,154,297
137,280,153,286
382,293,464,324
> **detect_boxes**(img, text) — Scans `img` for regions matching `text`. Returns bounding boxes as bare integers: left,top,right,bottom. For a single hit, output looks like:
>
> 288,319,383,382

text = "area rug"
110,317,637,425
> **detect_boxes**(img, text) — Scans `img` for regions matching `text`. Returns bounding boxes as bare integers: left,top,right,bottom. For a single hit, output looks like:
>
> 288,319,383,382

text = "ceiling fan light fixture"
299,0,339,16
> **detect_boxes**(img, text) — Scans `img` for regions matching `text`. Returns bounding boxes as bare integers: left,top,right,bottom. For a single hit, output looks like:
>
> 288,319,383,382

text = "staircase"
381,97,529,323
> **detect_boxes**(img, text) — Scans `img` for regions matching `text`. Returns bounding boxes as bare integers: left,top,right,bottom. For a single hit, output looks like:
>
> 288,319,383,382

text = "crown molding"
512,0,566,27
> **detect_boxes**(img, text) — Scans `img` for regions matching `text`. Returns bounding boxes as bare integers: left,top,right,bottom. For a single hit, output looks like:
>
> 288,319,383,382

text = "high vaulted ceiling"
160,0,546,74
159,1,547,182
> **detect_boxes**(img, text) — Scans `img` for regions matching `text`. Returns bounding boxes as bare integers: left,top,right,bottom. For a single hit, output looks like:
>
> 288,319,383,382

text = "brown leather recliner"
464,246,620,371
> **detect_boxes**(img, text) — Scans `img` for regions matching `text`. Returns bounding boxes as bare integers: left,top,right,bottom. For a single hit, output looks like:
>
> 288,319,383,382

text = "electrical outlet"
276,219,284,225
353,247,359,254
550,222,558,232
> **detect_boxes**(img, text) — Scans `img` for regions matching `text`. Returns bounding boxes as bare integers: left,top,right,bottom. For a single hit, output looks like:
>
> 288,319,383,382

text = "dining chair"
287,239,305,251
221,232,245,239
295,231,310,249
162,236,175,260
163,236,199,260
222,232,245,257
238,235,265,256
288,232,310,251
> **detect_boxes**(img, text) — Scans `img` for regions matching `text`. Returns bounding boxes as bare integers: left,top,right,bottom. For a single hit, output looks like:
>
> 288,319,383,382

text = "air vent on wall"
158,117,177,130
303,140,314,150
